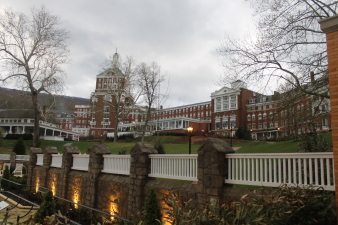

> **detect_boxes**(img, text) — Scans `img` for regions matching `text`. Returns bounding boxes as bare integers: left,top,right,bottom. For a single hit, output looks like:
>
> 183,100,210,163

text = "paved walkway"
0,206,37,224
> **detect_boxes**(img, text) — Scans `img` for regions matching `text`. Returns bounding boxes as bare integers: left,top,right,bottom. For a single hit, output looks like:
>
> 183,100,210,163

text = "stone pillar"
9,152,16,171
59,144,80,199
320,15,338,218
197,138,234,207
27,147,42,190
127,143,157,220
41,147,58,188
84,144,110,208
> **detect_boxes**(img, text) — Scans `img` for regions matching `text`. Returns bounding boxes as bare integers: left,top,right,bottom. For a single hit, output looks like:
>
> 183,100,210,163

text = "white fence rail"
102,155,130,175
16,155,30,161
149,154,198,181
36,154,44,166
51,154,63,168
225,153,335,191
0,154,10,161
72,154,89,171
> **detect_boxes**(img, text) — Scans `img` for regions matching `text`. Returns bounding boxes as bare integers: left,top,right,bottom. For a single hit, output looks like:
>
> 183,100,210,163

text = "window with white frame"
215,117,221,130
230,95,237,109
215,97,221,112
222,96,229,110
222,119,229,129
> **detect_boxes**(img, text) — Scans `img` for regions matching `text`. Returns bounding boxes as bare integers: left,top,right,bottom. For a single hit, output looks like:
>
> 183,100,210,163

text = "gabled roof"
210,86,240,98
97,67,124,78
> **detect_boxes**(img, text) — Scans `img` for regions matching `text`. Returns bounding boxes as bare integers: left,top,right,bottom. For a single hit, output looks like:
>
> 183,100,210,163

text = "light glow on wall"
160,190,179,225
50,174,57,196
72,177,82,209
109,194,119,221
35,177,40,193
73,191,79,209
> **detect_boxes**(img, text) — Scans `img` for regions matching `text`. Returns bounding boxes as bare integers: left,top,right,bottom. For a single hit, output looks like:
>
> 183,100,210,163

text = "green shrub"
1,165,11,190
154,142,166,154
35,191,56,223
299,133,330,152
13,137,26,155
0,128,4,147
144,190,162,225
235,126,251,140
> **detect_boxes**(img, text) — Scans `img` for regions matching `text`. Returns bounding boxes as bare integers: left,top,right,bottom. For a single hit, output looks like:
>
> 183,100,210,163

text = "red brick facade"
320,15,338,217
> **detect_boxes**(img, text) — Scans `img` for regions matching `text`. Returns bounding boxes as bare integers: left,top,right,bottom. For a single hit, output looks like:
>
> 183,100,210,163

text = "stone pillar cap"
198,138,234,154
30,147,42,154
44,146,59,154
88,144,111,154
320,15,338,33
130,142,157,155
63,144,80,154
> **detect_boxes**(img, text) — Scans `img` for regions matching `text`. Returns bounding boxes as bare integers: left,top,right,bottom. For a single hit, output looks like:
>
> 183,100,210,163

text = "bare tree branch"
0,7,68,146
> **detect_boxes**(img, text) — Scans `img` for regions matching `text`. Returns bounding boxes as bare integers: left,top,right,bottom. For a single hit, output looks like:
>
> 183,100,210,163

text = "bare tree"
219,0,337,99
101,54,142,142
136,62,164,144
0,7,68,146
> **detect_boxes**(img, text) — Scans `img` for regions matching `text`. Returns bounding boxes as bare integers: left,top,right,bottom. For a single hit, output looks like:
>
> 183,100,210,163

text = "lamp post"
277,127,280,142
187,126,193,154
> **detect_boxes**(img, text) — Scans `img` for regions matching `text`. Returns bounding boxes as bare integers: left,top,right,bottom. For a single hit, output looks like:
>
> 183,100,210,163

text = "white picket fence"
149,154,198,181
72,154,89,171
16,155,30,161
36,154,44,166
51,154,63,168
28,151,336,191
225,153,335,191
0,154,10,161
102,155,130,175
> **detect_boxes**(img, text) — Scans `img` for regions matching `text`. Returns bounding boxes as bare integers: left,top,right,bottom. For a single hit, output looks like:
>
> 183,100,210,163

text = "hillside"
0,87,89,115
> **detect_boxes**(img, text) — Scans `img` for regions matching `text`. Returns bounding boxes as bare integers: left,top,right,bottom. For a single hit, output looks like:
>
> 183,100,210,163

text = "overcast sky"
0,0,256,108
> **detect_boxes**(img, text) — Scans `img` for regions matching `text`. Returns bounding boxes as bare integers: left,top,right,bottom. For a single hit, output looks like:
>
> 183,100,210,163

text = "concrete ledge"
320,15,338,33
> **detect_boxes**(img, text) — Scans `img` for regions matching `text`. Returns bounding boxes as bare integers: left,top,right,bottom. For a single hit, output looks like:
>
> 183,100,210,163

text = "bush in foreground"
161,185,335,225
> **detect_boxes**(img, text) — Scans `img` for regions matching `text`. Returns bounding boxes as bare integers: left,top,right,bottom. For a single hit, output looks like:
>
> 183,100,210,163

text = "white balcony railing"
149,154,198,181
102,155,130,175
225,153,334,191
36,154,44,166
0,154,10,161
16,155,30,161
72,154,89,171
51,154,63,168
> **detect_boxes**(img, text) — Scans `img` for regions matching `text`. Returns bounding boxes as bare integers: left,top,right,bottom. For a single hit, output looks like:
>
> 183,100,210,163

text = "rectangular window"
222,119,228,129
216,97,221,112
230,95,237,109
222,96,229,111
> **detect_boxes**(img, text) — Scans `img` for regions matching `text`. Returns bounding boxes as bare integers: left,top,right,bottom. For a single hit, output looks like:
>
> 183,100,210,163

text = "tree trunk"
32,92,40,147
114,121,118,143
141,106,151,144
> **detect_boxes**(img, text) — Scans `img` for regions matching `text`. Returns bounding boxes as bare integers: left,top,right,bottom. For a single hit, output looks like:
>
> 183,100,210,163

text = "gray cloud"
1,0,255,107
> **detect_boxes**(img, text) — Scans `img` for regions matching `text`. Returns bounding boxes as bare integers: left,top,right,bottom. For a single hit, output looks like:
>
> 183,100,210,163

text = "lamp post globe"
187,126,193,154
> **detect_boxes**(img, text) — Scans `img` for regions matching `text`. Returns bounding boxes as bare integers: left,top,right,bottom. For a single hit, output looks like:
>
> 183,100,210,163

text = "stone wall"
96,174,130,218
28,138,234,221
66,171,90,208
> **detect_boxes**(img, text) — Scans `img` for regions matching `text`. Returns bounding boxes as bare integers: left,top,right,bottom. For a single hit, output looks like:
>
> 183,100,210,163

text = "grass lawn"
0,132,331,154
234,140,299,153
